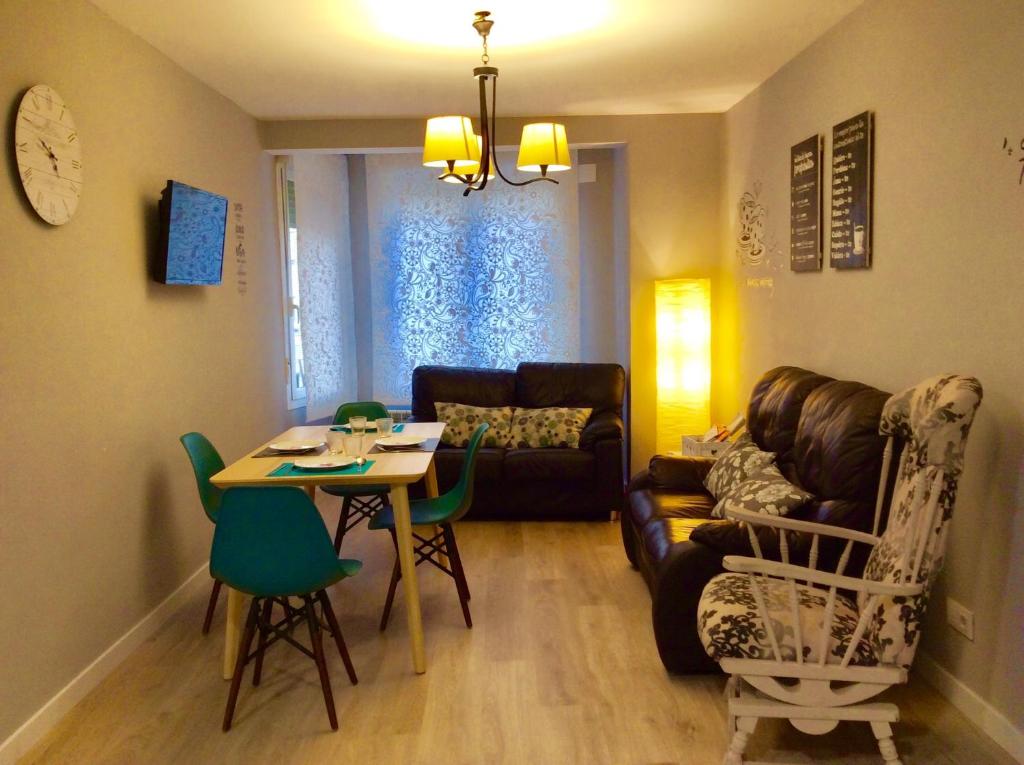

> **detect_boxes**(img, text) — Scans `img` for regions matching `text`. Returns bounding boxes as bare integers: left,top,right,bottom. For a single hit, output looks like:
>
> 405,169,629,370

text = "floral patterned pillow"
711,463,813,519
436,402,514,448
509,407,593,449
703,432,776,500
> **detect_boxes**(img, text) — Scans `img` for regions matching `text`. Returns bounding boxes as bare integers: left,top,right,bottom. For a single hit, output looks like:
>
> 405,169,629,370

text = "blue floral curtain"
365,153,580,403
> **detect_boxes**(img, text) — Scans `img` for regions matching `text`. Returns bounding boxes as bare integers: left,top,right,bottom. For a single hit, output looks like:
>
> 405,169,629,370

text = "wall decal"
233,201,248,295
790,134,823,272
1002,137,1024,185
830,111,874,269
736,181,783,294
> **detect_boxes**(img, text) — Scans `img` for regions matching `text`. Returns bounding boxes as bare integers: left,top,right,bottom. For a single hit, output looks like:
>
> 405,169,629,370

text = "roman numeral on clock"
16,141,28,153
71,159,81,170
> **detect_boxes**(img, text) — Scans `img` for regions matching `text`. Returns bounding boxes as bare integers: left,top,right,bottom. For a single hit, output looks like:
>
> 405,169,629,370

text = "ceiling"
89,0,865,120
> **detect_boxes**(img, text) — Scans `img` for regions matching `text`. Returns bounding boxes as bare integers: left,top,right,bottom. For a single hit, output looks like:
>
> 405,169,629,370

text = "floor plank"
20,510,1017,765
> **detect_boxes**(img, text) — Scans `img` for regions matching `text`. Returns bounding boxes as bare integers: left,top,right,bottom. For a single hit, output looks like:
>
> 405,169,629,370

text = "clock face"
15,85,83,226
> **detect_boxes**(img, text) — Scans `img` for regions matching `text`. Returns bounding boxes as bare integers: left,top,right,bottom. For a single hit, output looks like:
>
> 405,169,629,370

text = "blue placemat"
268,459,375,478
329,423,405,433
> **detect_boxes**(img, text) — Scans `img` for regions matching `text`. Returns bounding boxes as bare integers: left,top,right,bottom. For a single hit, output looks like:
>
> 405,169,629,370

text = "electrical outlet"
947,597,975,641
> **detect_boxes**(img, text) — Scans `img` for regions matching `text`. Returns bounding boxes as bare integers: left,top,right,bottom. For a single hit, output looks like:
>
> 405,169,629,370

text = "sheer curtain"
364,153,580,403
293,154,357,421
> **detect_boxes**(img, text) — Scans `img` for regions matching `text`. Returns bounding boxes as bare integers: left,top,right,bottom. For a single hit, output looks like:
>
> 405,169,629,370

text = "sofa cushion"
504,448,594,482
746,366,833,467
509,406,592,448
703,433,775,500
710,463,813,519
433,447,505,486
793,380,891,504
411,366,516,422
436,402,514,448
516,362,624,417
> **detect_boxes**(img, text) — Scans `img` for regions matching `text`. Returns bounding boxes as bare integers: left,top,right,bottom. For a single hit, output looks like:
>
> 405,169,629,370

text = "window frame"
273,156,306,410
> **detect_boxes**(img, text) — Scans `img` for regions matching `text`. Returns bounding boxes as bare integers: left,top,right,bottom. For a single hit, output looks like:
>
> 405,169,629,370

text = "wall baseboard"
0,563,209,765
916,651,1024,763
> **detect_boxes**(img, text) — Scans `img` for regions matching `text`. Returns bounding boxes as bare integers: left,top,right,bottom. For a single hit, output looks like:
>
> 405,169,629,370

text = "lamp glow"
517,123,571,175
423,116,481,169
655,278,711,454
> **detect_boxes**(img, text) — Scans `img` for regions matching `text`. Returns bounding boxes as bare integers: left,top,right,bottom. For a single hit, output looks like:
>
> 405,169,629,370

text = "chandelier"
422,11,571,196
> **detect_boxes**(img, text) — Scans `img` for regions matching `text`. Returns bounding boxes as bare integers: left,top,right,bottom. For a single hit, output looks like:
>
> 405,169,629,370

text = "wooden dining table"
209,421,445,679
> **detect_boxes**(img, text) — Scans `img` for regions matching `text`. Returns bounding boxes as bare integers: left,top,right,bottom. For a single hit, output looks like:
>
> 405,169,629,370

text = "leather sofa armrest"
647,454,715,492
579,410,624,449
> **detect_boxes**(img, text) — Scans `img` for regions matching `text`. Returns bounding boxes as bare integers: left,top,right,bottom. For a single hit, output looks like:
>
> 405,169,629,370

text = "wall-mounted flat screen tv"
156,180,228,285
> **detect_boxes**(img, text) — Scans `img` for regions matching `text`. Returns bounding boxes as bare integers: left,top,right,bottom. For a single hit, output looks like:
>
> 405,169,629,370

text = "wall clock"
14,84,83,225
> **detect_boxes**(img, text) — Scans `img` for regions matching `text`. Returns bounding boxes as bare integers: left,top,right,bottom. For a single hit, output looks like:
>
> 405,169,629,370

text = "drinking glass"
325,430,346,455
342,434,363,459
375,417,394,438
348,416,367,436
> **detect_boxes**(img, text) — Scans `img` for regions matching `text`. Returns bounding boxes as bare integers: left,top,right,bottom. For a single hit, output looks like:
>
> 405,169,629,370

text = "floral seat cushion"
697,573,877,666
509,406,592,449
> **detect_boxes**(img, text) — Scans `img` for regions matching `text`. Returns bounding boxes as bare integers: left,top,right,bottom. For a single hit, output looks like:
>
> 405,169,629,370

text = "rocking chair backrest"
860,374,983,668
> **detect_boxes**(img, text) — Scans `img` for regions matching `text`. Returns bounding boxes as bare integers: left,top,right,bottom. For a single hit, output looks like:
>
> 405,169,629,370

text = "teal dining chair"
211,486,361,732
179,432,227,635
370,422,489,632
322,401,392,552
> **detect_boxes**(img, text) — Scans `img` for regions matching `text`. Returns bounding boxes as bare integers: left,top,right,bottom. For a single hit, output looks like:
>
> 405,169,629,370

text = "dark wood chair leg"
305,596,338,731
251,598,273,687
202,578,223,635
317,590,358,685
333,496,353,554
223,598,260,732
379,557,402,632
443,524,472,629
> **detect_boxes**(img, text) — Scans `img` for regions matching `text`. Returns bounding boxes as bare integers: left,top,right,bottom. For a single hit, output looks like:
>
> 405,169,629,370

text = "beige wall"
0,0,288,744
722,0,1024,736
261,114,724,471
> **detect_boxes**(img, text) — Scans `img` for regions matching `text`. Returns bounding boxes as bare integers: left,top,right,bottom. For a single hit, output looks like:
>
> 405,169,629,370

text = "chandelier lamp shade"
422,11,571,196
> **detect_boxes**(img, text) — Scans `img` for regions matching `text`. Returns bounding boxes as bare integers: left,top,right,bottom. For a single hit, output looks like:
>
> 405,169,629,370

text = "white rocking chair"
696,374,983,765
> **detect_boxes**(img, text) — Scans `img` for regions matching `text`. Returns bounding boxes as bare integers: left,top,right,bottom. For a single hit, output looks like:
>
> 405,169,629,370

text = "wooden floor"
22,505,1016,765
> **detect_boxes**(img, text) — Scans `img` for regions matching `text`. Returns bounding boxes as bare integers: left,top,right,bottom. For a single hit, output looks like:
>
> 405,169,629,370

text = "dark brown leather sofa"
411,362,626,520
621,366,899,673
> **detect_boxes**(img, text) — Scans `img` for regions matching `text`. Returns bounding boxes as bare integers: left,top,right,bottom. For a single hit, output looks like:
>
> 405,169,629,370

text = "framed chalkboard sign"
829,111,874,269
790,134,823,271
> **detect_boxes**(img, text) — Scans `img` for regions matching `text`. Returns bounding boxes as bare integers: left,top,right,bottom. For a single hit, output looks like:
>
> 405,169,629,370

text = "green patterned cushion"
435,402,514,448
509,407,593,449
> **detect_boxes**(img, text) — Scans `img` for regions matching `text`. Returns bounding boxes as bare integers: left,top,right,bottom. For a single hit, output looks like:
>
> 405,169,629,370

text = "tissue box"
681,436,729,459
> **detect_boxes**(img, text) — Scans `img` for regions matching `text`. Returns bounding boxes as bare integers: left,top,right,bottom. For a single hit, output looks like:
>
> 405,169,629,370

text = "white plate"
268,439,324,453
375,435,427,449
293,456,355,470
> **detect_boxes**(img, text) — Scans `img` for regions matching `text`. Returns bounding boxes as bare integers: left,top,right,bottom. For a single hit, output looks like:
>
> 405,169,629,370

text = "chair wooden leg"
202,578,222,635
333,496,353,554
379,556,402,632
722,716,756,765
871,721,903,764
251,599,273,687
443,524,472,629
305,597,338,731
317,590,358,686
223,598,260,732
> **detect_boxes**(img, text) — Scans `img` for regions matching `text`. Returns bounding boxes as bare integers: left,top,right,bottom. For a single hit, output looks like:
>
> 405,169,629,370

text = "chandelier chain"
481,36,489,65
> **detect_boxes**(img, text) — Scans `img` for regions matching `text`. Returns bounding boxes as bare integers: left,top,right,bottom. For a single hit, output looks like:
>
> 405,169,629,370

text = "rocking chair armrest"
723,507,882,548
721,555,926,598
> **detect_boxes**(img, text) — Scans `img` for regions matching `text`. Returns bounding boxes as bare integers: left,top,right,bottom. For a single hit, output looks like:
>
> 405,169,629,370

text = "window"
275,157,305,408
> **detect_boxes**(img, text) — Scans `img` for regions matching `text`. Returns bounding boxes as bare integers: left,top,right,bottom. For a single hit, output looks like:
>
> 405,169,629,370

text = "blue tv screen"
157,180,228,285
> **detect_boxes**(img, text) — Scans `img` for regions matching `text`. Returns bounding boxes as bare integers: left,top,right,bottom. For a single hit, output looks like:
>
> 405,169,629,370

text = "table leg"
306,485,316,502
417,459,448,568
223,586,246,680
391,483,426,674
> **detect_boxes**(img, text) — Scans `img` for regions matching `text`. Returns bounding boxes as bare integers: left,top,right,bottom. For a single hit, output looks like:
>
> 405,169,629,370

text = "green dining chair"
179,432,227,635
322,401,393,552
211,486,361,732
370,422,489,632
